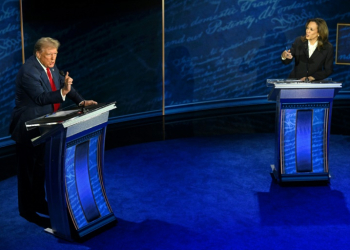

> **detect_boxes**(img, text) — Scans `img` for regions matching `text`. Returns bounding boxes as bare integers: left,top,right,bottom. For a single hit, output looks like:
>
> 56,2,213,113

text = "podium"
267,79,342,183
25,102,117,240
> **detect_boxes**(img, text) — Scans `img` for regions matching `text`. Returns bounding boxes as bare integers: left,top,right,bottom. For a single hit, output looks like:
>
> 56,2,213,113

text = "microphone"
60,70,85,112
304,43,309,82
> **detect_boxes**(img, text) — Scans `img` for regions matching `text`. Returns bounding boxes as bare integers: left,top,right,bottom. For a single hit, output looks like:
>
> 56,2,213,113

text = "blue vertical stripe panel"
283,106,327,174
296,110,313,172
89,136,111,216
75,141,100,222
312,108,326,173
65,146,88,228
283,109,297,174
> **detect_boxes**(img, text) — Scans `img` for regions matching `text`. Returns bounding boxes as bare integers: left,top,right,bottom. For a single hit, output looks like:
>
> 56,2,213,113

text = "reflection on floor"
1,103,349,181
1,131,350,249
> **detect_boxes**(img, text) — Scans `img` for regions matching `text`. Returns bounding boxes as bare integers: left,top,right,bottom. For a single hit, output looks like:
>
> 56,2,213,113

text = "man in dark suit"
281,18,333,81
9,37,97,222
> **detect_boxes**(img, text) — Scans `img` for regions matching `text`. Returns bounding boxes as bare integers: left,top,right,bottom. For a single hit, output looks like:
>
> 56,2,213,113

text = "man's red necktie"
46,67,60,112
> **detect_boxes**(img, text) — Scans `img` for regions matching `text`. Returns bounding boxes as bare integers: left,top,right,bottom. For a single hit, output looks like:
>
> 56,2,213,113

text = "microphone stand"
81,101,87,114
60,70,87,113
304,43,310,82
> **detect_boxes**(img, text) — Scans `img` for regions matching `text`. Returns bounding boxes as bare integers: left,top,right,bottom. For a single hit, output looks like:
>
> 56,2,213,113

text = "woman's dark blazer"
282,36,333,80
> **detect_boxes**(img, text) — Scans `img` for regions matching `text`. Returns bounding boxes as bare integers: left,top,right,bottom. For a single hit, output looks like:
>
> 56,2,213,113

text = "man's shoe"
20,212,51,228
35,201,49,216
20,212,38,222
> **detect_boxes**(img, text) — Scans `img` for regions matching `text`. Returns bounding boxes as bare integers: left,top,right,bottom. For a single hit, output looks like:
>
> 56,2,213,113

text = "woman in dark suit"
281,18,333,81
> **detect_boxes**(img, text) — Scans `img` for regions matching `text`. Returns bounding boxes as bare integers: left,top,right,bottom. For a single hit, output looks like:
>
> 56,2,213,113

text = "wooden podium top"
26,102,116,146
266,79,342,89
25,102,116,129
267,79,342,101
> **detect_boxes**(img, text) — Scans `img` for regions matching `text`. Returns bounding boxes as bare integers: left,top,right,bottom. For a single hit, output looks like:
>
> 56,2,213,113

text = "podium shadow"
257,181,350,226
79,218,208,250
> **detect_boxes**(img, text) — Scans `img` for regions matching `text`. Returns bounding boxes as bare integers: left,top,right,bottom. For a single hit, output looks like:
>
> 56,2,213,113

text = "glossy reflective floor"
1,102,349,181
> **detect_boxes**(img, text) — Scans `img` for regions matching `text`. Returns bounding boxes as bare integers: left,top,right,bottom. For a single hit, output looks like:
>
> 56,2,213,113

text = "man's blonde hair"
33,37,60,55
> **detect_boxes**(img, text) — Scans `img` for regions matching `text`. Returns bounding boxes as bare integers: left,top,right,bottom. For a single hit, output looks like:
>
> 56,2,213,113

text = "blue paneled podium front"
267,80,342,183
26,102,117,240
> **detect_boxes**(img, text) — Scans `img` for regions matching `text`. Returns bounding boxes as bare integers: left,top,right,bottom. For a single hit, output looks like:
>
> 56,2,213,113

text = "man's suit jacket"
10,55,84,144
282,36,333,80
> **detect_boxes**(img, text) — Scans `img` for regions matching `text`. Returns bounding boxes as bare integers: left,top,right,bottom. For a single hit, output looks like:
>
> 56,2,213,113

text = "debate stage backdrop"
0,0,22,142
1,0,350,142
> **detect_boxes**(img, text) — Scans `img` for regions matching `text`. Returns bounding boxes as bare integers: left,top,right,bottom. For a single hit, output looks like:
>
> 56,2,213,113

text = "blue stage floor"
1,133,350,249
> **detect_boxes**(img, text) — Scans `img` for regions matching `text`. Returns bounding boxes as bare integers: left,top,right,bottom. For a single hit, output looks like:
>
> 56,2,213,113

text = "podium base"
270,165,330,183
43,215,117,242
